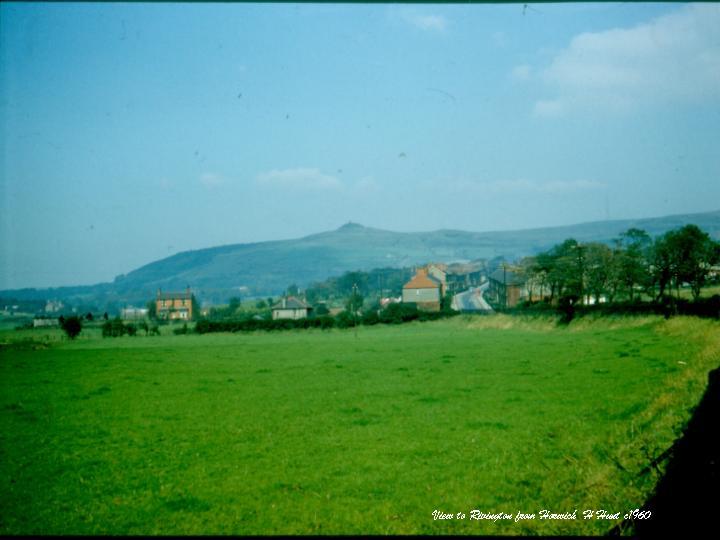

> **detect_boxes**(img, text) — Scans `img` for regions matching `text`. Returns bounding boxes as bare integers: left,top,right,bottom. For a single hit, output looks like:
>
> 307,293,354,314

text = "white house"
271,297,313,320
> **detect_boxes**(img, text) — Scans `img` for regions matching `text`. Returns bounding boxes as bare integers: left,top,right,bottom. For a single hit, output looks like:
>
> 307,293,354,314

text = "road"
451,282,493,312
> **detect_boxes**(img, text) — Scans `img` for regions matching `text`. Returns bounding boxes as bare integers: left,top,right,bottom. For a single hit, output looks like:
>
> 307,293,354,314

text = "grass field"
1,315,718,535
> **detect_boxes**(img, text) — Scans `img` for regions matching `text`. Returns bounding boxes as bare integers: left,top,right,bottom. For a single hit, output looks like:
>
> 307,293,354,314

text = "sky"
1,2,719,289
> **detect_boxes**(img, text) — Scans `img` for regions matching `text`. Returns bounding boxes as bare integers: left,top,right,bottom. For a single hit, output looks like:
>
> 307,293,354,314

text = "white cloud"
256,168,341,190
535,4,720,116
511,64,532,82
401,12,447,32
200,172,226,188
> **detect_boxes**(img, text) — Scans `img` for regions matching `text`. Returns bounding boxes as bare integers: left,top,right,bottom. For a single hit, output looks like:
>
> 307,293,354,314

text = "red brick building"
156,288,195,320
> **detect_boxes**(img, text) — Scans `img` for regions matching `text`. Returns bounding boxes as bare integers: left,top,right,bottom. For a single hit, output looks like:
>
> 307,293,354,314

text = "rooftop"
489,268,525,286
272,296,312,310
403,268,442,290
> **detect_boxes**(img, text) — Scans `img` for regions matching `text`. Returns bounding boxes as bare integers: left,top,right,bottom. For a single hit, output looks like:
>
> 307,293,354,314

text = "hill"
3,210,719,309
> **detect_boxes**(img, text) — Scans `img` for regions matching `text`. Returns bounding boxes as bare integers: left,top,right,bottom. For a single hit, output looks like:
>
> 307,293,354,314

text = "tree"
286,284,299,297
314,303,330,316
191,295,201,320
60,315,82,340
583,243,613,304
228,297,241,313
345,288,364,314
615,228,651,301
86,312,94,321
145,301,156,320
138,319,149,335
671,225,720,300
255,299,267,309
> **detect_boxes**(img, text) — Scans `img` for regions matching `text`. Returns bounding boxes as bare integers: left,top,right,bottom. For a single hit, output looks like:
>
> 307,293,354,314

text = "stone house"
402,267,443,312
272,296,312,320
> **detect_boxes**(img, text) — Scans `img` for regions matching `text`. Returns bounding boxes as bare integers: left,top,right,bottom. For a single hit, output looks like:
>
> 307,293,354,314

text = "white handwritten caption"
432,508,652,522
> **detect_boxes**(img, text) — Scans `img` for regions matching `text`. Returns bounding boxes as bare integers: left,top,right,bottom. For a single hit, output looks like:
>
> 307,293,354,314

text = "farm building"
156,288,195,321
121,307,149,320
33,316,59,328
272,297,312,320
487,268,526,308
402,267,442,312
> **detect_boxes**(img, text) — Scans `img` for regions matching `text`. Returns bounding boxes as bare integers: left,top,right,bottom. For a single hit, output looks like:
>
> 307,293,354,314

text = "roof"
403,269,442,290
272,296,311,310
489,268,525,286
157,291,193,300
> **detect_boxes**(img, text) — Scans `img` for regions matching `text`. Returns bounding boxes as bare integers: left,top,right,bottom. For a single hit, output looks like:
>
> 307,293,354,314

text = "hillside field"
1,315,719,534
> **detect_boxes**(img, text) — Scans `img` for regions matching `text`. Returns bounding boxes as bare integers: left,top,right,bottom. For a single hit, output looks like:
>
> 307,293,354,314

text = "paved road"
452,283,493,312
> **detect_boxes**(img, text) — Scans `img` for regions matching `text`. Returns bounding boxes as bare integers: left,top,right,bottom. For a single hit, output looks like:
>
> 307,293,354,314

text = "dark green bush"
59,316,82,340
173,323,189,335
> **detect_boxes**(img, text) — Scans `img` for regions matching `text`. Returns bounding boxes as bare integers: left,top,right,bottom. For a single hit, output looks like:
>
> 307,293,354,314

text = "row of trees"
195,302,457,334
517,225,719,305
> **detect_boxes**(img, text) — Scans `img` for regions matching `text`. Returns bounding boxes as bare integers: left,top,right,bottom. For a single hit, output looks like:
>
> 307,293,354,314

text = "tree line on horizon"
514,224,720,306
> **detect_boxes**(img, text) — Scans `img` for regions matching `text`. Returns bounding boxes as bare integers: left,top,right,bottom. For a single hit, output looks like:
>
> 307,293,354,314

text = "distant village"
10,260,543,327
5,222,719,328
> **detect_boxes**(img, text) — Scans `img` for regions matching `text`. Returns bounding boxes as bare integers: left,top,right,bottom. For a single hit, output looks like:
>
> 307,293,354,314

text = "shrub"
335,311,356,329
173,323,189,335
59,316,82,340
102,318,127,337
361,310,380,326
125,324,137,336
379,303,419,324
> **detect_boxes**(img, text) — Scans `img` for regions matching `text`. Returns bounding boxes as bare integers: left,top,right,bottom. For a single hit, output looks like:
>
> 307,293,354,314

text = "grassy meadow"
1,315,719,535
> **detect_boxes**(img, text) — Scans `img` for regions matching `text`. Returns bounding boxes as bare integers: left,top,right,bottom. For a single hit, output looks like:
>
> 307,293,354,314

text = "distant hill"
3,210,719,309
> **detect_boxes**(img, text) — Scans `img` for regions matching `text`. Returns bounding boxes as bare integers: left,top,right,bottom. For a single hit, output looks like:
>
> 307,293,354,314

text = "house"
445,261,486,293
33,316,59,328
380,296,401,308
487,267,526,308
271,296,312,320
402,267,442,312
156,288,195,320
121,307,149,320
426,263,448,296
45,300,64,313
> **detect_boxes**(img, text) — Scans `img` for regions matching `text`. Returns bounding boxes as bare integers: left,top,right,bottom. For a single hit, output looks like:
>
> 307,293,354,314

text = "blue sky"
1,2,719,289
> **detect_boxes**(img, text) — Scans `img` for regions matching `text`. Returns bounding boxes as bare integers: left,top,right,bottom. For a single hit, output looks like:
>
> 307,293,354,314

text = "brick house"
487,268,526,308
156,288,195,320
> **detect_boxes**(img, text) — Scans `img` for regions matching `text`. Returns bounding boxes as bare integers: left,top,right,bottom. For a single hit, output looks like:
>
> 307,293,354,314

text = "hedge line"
512,295,720,320
195,304,458,334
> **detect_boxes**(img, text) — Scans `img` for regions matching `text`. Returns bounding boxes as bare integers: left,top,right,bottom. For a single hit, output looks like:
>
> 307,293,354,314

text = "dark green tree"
60,315,82,340
146,301,156,320
286,284,299,297
583,242,613,304
228,297,241,313
671,225,720,300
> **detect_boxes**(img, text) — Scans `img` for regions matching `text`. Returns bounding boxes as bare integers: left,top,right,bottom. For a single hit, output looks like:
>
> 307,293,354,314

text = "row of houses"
401,262,489,312
131,261,512,322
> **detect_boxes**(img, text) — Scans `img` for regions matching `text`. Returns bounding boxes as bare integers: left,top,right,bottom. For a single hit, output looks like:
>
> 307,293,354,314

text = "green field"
1,315,718,535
